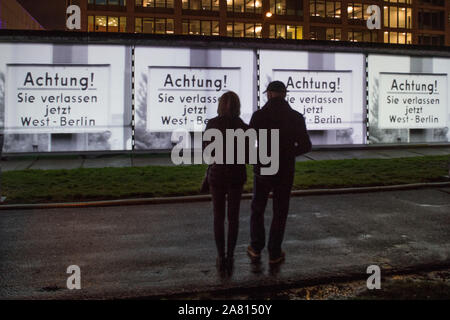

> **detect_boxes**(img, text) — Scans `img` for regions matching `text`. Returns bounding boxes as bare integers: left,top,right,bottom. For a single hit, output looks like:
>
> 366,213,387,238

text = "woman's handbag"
200,166,210,193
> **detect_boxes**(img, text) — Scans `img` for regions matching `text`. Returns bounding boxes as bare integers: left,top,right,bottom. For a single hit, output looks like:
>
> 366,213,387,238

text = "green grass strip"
1,155,449,204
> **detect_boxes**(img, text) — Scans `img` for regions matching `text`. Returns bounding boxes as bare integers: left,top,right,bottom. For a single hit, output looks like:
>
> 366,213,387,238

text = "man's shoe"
247,245,261,261
269,251,285,265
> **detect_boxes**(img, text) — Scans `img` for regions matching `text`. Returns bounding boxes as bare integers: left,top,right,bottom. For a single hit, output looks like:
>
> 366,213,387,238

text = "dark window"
310,26,326,40
418,0,444,6
182,19,219,35
418,9,445,30
418,34,445,46
182,0,219,11
135,17,174,33
89,0,126,5
326,27,341,40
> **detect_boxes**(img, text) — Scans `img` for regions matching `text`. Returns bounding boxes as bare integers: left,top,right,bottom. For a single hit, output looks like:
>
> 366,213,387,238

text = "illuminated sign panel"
0,43,132,152
147,66,241,132
259,50,366,145
6,64,111,133
273,69,353,130
134,47,256,149
378,72,447,129
368,54,450,144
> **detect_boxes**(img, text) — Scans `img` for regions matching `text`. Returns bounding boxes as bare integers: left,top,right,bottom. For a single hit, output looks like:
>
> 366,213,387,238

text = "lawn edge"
1,181,449,211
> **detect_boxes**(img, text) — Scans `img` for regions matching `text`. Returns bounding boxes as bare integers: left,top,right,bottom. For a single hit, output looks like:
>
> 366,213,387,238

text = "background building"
0,0,44,30
15,0,67,30
66,0,449,46
3,0,449,46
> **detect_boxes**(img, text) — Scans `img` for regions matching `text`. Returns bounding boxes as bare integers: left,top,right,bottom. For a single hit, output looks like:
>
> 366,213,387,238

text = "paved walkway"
1,146,449,172
0,187,449,299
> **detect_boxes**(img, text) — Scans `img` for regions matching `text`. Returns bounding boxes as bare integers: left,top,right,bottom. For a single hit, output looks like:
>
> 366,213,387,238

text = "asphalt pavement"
0,187,449,299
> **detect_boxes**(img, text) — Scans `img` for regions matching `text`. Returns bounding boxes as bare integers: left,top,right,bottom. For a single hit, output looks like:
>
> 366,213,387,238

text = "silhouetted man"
248,81,312,265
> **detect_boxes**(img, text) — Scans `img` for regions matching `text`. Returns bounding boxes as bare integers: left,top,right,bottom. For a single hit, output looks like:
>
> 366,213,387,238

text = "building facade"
0,0,44,30
54,1,450,46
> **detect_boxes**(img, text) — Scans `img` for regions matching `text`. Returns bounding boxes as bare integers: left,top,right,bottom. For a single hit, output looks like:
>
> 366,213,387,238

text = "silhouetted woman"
203,91,249,275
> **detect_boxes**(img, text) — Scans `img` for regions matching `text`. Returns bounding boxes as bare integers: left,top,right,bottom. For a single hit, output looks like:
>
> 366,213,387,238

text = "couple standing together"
203,81,312,274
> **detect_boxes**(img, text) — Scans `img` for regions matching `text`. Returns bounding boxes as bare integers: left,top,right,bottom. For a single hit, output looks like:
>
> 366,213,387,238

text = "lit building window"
383,5,412,28
271,0,303,16
383,31,412,44
384,0,413,5
269,24,303,39
327,1,341,18
362,4,374,21
326,28,341,41
347,4,377,21
182,0,219,11
88,15,127,32
310,1,340,18
348,30,362,42
227,22,243,37
88,16,94,31
247,23,262,37
348,29,378,42
135,0,174,8
347,2,363,20
227,22,262,37
309,0,323,17
135,17,174,33
287,25,303,39
227,0,262,14
182,19,219,35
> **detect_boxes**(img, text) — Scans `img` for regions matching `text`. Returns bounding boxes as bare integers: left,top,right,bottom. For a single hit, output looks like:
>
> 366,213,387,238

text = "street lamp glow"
265,12,273,18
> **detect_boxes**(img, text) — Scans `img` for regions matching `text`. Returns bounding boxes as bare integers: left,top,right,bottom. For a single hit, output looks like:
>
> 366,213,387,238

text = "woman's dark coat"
203,116,249,187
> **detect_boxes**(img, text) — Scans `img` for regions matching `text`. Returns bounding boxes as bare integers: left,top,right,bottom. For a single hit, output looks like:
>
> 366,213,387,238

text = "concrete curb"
1,181,449,211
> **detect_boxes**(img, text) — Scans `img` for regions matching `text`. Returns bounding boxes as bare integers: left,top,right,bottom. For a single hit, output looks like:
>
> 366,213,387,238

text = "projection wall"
259,50,366,145
0,43,132,153
0,41,449,153
368,54,450,144
133,47,257,150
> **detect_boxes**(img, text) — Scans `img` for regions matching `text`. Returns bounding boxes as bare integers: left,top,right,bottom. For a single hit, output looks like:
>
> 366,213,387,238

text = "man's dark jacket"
250,96,312,180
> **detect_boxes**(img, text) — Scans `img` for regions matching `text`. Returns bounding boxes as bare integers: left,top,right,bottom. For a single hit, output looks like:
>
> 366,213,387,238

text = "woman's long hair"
217,91,241,118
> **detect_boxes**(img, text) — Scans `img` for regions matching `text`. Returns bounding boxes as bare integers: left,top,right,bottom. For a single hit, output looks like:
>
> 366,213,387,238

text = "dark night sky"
17,0,67,30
